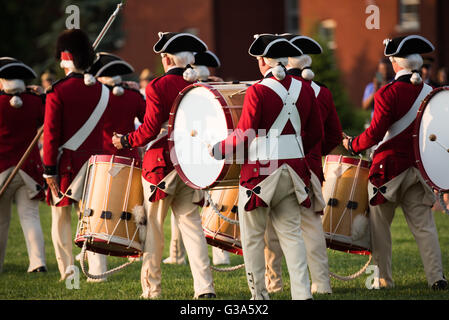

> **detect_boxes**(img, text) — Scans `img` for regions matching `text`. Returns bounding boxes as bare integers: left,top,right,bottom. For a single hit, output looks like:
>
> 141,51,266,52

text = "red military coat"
0,90,45,199
215,73,323,210
43,72,105,206
124,67,192,201
288,69,343,181
350,74,426,205
102,84,145,162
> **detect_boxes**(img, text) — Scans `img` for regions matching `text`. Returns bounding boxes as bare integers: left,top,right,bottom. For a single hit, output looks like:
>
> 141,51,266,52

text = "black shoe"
431,279,448,291
197,293,216,299
29,266,47,273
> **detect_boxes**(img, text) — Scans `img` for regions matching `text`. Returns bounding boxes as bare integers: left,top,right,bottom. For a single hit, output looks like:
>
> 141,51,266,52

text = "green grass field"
0,202,448,300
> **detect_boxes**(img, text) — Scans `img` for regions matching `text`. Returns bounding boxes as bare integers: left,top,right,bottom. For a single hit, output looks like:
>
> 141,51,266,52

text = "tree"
310,33,369,136
0,0,125,83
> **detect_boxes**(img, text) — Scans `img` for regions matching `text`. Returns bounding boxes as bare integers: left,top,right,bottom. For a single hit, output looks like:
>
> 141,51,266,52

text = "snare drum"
321,155,371,255
168,83,248,189
202,188,242,255
75,155,144,257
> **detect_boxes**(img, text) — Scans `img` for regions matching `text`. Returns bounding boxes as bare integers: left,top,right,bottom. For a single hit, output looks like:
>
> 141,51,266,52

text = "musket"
0,1,125,199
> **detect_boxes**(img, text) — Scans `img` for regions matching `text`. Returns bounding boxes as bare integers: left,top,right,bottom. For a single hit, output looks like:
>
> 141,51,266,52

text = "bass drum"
168,82,248,190
414,86,449,192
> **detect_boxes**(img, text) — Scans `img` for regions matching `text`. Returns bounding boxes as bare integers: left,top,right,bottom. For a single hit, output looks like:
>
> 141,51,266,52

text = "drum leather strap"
59,84,110,153
311,81,321,98
249,78,304,161
376,83,432,149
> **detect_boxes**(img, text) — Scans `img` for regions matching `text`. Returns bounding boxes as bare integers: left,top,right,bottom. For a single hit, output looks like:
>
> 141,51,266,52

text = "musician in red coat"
112,32,216,299
0,58,47,273
89,52,145,161
212,35,323,300
43,29,108,281
343,35,447,290
263,34,343,295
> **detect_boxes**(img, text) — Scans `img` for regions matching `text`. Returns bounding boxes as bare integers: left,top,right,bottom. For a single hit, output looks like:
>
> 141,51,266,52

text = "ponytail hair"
263,57,288,80
288,55,315,80
390,54,424,85
166,52,199,82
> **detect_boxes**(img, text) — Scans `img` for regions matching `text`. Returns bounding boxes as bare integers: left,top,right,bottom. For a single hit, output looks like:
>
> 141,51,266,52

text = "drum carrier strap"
376,83,432,149
248,78,304,161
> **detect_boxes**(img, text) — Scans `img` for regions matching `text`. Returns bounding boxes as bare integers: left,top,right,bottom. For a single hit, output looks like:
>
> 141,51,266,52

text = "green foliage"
0,0,124,83
310,33,370,136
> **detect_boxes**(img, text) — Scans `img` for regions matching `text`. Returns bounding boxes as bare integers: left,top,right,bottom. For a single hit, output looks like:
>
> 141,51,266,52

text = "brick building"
115,0,449,108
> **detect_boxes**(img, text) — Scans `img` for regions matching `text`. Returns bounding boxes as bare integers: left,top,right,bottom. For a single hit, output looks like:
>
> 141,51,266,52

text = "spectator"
40,71,55,91
421,57,438,87
362,58,394,112
139,68,155,97
436,67,448,87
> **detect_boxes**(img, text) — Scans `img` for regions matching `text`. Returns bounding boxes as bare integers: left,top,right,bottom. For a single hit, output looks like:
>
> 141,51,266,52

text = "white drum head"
417,88,449,191
171,86,229,189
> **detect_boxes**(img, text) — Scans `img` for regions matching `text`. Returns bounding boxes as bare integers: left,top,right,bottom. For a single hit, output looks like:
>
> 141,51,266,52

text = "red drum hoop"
413,86,449,192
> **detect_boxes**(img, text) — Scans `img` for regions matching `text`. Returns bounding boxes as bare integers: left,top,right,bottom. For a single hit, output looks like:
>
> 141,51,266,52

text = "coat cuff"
348,137,360,156
212,142,224,160
43,165,57,176
121,133,132,149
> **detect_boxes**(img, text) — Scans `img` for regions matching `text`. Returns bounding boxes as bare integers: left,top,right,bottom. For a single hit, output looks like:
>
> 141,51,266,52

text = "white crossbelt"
376,83,432,149
248,78,304,161
59,84,110,152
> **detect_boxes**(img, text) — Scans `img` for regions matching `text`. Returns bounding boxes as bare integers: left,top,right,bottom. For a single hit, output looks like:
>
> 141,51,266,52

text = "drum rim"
325,155,371,168
74,234,142,257
413,86,449,192
168,82,237,190
88,154,142,168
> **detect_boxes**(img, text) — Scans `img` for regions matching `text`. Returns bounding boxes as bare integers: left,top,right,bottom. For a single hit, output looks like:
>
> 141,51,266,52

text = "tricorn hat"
88,52,134,77
193,50,221,68
383,35,434,57
56,29,95,70
0,57,37,80
280,34,323,55
249,34,303,58
153,32,208,54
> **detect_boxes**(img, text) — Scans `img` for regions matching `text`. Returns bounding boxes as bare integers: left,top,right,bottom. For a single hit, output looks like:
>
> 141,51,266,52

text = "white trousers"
51,204,107,281
239,169,312,300
0,174,46,272
369,171,445,287
264,205,331,294
166,212,230,265
141,175,215,298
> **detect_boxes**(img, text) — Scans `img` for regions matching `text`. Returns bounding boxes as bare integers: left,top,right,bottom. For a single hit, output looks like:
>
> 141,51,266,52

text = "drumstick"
190,130,211,148
429,134,449,153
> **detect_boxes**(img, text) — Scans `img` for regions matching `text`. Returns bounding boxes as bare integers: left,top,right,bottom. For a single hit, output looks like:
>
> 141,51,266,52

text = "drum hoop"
325,155,371,169
413,86,449,192
75,233,142,252
88,154,142,168
168,83,238,190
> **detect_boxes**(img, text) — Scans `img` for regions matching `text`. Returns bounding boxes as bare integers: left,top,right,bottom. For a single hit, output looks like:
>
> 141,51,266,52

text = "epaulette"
45,77,67,93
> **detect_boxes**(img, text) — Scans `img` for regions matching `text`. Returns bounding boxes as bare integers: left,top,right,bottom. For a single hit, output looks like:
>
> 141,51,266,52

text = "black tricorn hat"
383,35,434,57
88,52,134,77
55,29,95,70
0,57,37,80
193,50,221,68
248,34,303,58
153,32,208,54
280,34,323,55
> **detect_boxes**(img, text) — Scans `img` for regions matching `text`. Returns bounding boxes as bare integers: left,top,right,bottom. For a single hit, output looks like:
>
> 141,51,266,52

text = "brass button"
157,157,162,161
253,168,257,173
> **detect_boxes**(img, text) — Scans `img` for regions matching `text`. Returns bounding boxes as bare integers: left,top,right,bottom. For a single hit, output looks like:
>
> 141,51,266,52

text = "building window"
319,19,337,50
397,0,420,31
285,0,299,34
